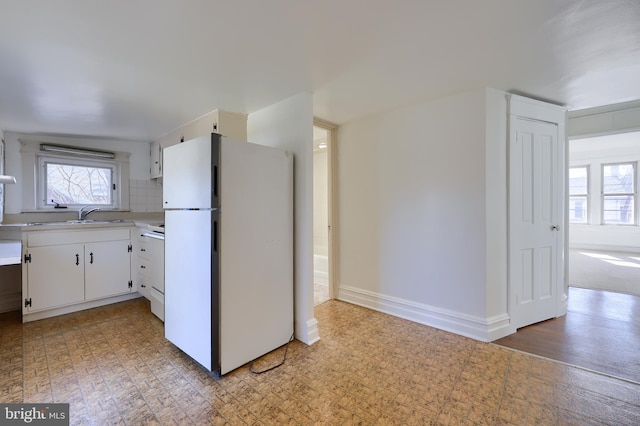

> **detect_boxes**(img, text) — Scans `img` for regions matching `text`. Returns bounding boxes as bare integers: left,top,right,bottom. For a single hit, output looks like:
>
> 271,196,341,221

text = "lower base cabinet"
23,228,133,315
26,244,85,311
85,240,134,300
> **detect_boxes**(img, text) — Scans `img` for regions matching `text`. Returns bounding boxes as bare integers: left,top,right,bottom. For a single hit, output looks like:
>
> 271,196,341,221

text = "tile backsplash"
129,179,163,212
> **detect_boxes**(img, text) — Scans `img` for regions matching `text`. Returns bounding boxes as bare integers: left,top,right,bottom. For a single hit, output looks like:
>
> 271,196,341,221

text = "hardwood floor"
494,287,640,384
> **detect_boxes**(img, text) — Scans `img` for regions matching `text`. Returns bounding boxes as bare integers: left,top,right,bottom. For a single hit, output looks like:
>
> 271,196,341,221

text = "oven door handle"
141,232,165,240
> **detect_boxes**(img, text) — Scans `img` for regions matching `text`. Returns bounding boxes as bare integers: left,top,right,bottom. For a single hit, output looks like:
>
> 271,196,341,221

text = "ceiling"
0,0,639,142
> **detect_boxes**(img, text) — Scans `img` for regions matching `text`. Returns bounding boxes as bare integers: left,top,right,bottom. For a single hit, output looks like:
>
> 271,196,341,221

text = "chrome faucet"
78,206,101,220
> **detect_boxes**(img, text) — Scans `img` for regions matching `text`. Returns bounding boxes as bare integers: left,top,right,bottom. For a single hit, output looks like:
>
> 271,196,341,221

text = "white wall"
247,92,318,345
336,88,510,341
0,129,6,223
569,131,640,252
2,132,151,214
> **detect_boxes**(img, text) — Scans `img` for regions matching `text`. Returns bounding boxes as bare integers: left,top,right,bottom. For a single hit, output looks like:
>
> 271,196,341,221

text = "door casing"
313,118,338,301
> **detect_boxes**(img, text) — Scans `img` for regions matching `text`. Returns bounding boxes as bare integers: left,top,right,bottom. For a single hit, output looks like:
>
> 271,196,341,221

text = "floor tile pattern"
1,298,639,425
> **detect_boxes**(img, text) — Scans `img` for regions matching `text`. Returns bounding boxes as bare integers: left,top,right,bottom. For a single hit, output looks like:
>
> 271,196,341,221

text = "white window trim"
569,165,590,224
37,154,120,210
20,139,130,212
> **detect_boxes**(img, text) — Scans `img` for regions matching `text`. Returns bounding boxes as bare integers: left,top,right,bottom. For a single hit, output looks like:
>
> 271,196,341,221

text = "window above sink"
40,156,118,209
18,139,130,212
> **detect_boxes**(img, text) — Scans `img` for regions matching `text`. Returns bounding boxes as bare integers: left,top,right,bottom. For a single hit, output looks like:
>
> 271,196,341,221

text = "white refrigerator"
162,133,293,375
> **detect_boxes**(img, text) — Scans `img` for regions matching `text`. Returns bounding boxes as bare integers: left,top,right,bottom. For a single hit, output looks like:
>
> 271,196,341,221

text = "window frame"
19,139,130,213
601,161,636,225
569,165,589,224
37,154,120,210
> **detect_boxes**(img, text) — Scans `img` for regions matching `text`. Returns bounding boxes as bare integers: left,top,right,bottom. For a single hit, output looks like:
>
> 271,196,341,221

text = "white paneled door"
509,117,562,329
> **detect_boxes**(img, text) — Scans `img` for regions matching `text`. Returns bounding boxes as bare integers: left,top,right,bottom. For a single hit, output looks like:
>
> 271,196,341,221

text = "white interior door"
509,117,562,329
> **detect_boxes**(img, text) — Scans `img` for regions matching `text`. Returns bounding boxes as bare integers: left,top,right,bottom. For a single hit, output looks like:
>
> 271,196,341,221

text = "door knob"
551,225,560,231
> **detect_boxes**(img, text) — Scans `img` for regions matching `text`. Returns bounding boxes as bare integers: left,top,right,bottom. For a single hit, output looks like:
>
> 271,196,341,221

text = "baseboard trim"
314,271,328,286
294,316,320,346
22,293,142,323
313,254,328,285
338,285,512,342
306,317,320,345
570,244,640,254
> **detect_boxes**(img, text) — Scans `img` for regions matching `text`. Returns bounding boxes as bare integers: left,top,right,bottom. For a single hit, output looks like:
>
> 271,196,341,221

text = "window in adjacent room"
602,162,635,225
569,166,589,223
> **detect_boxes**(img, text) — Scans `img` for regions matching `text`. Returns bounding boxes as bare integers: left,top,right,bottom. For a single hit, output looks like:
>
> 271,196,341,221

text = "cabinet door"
85,240,132,300
150,141,162,178
26,245,84,312
214,110,247,141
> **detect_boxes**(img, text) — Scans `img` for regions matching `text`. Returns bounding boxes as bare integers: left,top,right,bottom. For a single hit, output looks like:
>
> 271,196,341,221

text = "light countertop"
0,240,21,265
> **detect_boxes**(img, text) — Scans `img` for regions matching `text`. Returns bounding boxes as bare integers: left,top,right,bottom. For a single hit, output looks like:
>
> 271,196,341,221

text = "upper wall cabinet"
150,109,247,178
150,141,162,178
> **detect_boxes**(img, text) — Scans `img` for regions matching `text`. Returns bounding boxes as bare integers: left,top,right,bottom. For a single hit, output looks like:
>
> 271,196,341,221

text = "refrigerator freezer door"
163,134,219,209
164,209,218,371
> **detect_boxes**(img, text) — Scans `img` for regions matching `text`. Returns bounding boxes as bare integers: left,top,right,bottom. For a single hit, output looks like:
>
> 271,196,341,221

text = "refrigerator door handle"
213,165,218,198
213,220,218,252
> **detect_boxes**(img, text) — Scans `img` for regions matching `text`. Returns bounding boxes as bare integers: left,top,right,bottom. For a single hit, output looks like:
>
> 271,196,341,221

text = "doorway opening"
568,131,640,297
496,131,640,383
313,120,336,305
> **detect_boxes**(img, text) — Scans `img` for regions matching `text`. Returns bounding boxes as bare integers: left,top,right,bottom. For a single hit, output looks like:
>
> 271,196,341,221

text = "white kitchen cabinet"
189,109,247,142
85,240,134,300
150,109,247,178
25,244,85,311
150,141,162,178
135,228,164,303
22,227,133,320
134,230,151,299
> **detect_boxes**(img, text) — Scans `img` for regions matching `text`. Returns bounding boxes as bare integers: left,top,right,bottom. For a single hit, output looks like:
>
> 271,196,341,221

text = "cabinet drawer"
138,241,151,260
138,258,152,277
28,228,131,247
